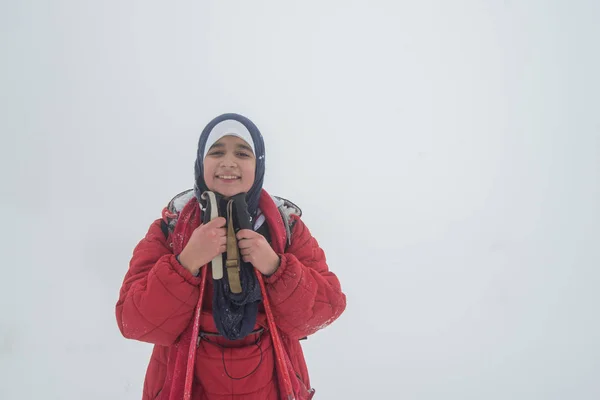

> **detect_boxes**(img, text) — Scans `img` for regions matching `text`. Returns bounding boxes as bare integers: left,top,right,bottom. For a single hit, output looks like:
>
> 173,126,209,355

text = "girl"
116,113,346,400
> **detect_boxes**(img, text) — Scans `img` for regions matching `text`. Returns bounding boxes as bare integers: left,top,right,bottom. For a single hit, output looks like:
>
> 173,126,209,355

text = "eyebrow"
237,143,254,153
208,142,254,153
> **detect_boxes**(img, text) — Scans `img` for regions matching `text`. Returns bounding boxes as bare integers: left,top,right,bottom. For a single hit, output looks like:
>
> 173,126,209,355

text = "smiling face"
202,135,256,198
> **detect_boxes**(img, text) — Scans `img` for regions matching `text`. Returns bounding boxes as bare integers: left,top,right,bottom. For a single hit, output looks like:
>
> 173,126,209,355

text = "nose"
220,153,237,168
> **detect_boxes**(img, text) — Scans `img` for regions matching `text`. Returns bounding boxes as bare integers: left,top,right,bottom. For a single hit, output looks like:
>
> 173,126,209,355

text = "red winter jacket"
116,190,346,399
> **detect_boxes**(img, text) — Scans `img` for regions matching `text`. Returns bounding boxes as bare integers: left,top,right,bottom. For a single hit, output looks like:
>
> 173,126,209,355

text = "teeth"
218,175,239,179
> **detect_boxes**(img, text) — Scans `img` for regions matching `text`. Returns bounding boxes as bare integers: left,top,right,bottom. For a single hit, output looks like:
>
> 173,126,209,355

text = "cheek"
244,162,256,181
203,161,215,182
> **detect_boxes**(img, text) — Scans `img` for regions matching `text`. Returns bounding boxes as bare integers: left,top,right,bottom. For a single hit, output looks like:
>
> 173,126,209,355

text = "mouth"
216,175,241,182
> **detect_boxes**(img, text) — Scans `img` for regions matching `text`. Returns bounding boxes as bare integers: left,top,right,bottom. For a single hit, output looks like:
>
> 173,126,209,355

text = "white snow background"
1,1,599,399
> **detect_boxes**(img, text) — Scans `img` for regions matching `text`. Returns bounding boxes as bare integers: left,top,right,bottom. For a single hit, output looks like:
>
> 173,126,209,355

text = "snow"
2,1,600,400
172,190,195,213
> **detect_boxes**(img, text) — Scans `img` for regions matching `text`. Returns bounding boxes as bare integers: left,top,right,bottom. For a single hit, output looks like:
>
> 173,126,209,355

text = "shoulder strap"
159,191,302,247
160,220,170,239
273,196,302,248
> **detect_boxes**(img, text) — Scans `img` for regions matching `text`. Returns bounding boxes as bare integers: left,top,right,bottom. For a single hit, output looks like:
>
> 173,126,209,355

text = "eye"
208,151,224,157
237,152,251,158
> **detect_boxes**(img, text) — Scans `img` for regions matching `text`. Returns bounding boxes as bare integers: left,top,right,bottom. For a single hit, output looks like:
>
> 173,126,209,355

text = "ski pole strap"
226,199,242,294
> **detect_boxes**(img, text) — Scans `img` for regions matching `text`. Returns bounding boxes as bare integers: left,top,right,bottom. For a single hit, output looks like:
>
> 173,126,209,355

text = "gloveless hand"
236,229,280,276
177,217,227,275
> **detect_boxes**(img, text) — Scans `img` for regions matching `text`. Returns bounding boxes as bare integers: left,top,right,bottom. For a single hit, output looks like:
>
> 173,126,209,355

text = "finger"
240,248,251,256
219,236,227,245
237,238,248,248
207,217,227,228
242,255,252,263
219,244,226,253
209,227,226,239
237,238,255,249
216,228,227,237
236,229,256,240
206,226,225,237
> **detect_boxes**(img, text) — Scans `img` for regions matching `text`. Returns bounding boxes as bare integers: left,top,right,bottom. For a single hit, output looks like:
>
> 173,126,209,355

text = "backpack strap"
272,196,302,249
160,220,170,239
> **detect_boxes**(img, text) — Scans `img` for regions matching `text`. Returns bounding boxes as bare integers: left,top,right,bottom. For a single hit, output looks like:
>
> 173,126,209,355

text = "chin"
214,186,247,198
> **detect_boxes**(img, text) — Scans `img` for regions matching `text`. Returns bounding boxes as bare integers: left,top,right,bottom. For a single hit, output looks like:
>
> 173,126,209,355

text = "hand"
177,217,227,275
236,229,281,276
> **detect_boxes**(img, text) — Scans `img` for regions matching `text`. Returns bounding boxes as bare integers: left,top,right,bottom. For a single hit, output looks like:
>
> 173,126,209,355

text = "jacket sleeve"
115,219,202,346
264,216,346,339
